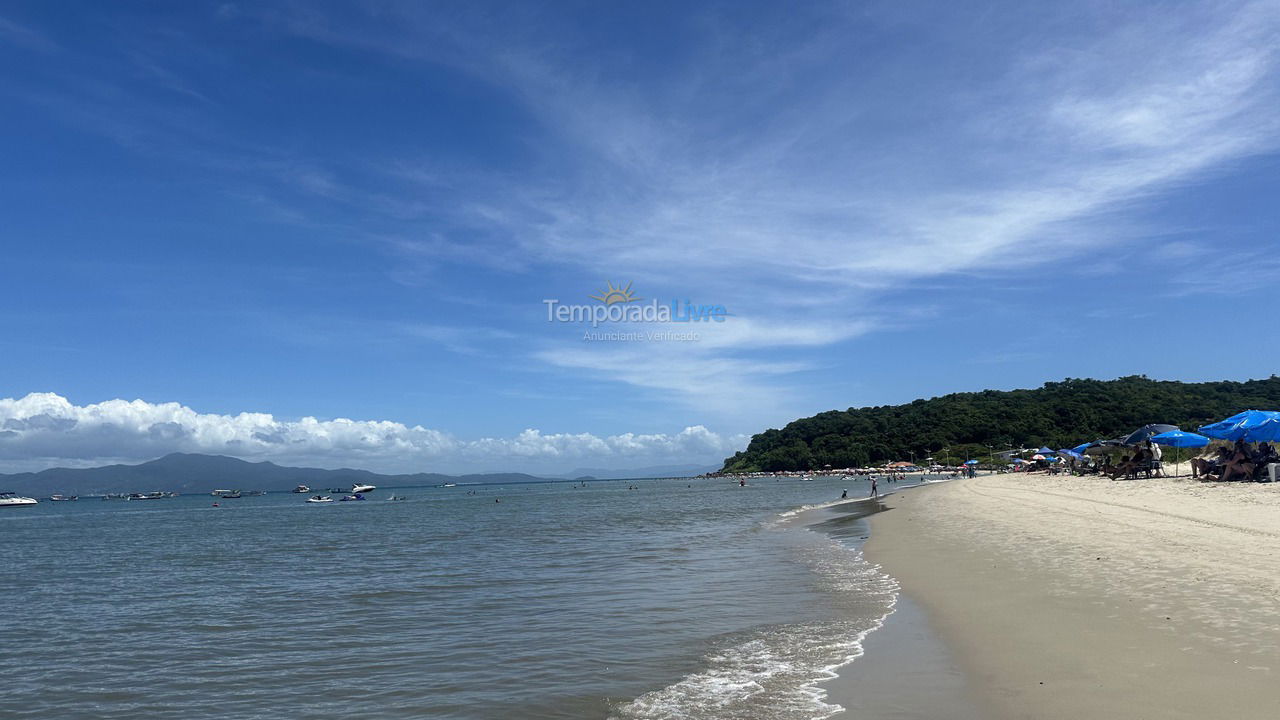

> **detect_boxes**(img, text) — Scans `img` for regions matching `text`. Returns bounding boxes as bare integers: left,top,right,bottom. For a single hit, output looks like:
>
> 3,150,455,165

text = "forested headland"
720,376,1280,472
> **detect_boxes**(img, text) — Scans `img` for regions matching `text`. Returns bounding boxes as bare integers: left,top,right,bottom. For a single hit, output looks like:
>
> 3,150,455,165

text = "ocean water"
1,476,903,719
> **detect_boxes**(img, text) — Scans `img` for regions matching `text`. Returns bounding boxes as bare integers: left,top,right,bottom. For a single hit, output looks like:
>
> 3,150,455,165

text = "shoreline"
839,474,1280,719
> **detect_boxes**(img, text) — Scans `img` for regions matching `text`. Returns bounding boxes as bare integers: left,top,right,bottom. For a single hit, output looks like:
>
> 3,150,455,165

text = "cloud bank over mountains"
0,393,746,474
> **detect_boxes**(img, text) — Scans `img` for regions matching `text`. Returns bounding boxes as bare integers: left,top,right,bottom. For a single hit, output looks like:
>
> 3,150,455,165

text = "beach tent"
1036,447,1055,455
1150,430,1211,477
1199,410,1280,441
1121,423,1180,446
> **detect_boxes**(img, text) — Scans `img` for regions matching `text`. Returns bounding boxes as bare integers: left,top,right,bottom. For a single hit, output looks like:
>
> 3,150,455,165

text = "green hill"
720,376,1280,472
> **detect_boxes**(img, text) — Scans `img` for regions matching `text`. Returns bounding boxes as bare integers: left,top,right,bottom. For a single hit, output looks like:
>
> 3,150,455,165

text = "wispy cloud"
0,14,58,52
7,1,1279,436
259,0,1280,408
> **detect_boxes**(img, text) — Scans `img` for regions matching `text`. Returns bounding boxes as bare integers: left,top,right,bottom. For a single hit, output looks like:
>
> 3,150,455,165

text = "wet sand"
821,592,988,720
837,474,1280,719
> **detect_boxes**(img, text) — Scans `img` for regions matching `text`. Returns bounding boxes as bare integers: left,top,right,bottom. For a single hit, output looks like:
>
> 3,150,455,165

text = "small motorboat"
211,489,242,499
339,493,365,502
128,492,168,500
49,494,78,501
351,484,376,494
292,485,311,494
305,495,333,503
0,492,38,507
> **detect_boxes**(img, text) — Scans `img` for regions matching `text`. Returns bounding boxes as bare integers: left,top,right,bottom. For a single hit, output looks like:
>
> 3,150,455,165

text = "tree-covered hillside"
720,376,1280,472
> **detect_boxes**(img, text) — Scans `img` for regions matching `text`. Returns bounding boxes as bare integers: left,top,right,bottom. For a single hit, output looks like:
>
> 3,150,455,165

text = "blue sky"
2,0,1279,473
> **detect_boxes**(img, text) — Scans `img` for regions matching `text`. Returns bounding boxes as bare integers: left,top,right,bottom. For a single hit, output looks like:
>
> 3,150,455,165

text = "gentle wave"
610,529,899,720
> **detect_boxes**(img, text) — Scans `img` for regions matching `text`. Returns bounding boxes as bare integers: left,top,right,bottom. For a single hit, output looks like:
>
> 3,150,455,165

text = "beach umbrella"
1031,454,1045,460
1240,417,1280,443
1150,430,1211,447
1150,430,1210,477
964,459,979,465
1199,410,1280,441
1121,423,1180,446
1071,441,1097,454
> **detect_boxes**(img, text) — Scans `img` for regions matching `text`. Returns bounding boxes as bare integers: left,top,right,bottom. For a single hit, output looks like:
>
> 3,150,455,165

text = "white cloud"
0,393,746,474
257,0,1280,410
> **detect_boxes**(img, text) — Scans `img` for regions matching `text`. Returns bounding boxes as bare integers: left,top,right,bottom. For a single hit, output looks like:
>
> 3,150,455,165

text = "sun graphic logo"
589,281,641,305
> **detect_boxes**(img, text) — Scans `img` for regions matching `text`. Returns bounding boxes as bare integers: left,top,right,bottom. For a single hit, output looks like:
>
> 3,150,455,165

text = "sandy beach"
844,473,1280,719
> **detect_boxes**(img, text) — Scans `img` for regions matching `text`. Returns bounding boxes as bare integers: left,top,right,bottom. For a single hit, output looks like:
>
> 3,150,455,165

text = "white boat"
292,485,311,493
351,484,376,494
305,495,333,503
211,489,242,498
49,494,78,501
0,492,39,507
128,492,168,500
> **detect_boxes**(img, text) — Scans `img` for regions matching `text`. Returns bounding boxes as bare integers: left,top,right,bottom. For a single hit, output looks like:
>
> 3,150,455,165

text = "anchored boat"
1,492,39,507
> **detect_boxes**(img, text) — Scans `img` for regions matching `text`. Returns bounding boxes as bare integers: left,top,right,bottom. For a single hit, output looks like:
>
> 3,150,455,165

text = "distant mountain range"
0,453,716,496
0,453,552,496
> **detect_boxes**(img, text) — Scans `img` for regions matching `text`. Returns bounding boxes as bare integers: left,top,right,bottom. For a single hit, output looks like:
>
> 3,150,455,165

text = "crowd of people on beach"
1025,436,1278,483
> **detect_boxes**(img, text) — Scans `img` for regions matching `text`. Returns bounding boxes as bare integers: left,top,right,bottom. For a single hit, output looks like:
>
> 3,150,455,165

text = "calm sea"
1,475,904,719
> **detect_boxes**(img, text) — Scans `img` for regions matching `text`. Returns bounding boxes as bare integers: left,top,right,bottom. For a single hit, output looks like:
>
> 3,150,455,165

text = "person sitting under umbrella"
1220,439,1256,482
1192,446,1229,480
1107,451,1142,480
1253,443,1279,482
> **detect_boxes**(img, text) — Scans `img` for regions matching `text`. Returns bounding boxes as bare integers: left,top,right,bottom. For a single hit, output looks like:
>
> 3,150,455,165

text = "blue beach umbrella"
1199,410,1280,441
1149,430,1211,448
1072,441,1097,454
1150,430,1211,477
964,459,979,465
1240,417,1280,443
